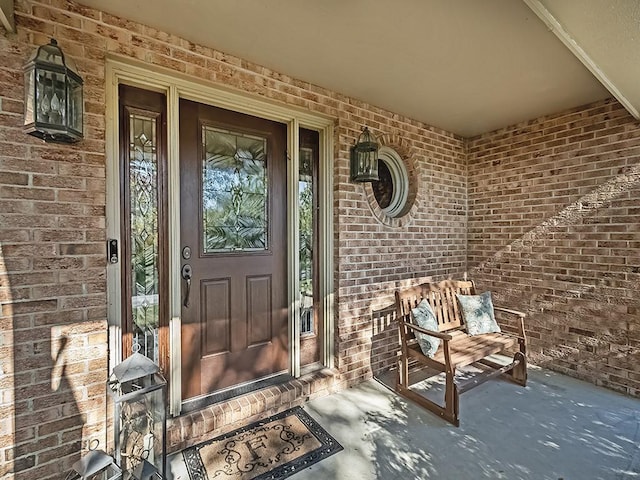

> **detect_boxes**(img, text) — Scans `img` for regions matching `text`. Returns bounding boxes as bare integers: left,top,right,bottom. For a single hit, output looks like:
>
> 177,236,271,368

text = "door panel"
247,275,273,346
180,99,288,400
202,278,231,356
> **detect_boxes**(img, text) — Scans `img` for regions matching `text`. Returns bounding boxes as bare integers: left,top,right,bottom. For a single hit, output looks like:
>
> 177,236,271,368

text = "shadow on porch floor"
168,366,640,479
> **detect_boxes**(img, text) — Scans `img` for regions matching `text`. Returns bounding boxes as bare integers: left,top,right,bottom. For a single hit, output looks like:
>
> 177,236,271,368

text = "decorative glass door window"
202,126,268,253
128,113,160,362
299,128,320,366
299,146,314,335
118,84,168,374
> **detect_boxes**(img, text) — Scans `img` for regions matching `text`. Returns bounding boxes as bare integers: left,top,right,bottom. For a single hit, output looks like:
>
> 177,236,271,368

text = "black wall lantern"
24,38,83,143
350,127,379,182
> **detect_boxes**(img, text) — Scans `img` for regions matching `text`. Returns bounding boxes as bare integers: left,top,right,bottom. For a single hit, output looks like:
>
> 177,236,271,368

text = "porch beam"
0,0,15,33
524,0,640,120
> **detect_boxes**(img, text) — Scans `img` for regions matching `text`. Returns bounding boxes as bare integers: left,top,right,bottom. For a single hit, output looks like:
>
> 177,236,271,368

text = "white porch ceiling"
78,0,639,137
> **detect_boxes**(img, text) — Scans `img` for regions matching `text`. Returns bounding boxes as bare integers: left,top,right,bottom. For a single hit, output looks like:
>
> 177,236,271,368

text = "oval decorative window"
371,146,409,218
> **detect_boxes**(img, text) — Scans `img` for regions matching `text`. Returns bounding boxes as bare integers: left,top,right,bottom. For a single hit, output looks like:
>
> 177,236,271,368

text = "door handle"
181,264,192,307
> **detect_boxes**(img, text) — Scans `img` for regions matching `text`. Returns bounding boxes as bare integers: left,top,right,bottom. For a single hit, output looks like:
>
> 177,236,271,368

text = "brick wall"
1,2,110,476
467,99,640,395
335,127,467,381
0,1,467,478
3,1,638,478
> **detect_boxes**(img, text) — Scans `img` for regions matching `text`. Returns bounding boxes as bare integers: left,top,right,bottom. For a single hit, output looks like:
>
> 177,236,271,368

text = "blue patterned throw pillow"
410,299,440,357
457,291,501,336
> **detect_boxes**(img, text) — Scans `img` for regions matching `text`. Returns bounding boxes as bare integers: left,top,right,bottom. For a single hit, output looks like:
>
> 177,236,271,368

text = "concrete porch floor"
168,366,640,479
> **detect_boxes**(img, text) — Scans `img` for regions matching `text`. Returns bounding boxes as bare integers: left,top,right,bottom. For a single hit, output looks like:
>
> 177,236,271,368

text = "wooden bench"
395,280,527,426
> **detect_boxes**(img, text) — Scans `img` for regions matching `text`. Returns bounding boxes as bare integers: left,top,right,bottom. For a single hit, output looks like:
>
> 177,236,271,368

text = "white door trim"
105,55,334,416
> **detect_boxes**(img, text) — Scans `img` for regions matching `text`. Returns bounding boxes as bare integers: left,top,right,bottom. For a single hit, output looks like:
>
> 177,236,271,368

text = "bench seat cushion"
408,330,518,369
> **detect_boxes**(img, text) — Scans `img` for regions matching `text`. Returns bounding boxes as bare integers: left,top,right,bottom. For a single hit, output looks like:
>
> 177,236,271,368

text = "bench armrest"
494,306,526,318
494,307,527,341
400,321,453,341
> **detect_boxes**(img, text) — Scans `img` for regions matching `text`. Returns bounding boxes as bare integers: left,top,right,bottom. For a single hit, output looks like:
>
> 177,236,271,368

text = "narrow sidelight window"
118,85,169,373
299,128,320,366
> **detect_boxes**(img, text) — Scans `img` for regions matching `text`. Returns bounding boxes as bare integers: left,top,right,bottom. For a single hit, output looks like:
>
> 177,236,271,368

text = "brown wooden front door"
179,99,288,401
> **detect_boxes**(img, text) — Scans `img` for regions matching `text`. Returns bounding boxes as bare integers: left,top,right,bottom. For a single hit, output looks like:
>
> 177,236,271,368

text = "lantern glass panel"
109,366,166,478
35,70,64,127
97,466,122,480
36,70,47,124
117,385,164,474
69,74,83,134
24,70,35,125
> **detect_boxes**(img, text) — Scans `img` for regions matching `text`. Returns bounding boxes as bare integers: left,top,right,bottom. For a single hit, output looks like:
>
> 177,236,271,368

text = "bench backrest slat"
395,280,476,332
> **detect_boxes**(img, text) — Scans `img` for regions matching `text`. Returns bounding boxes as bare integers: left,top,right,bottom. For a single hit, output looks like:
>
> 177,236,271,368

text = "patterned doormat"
182,407,343,480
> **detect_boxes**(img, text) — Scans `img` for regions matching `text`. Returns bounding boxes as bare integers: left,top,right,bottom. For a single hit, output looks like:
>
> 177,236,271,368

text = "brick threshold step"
167,367,340,453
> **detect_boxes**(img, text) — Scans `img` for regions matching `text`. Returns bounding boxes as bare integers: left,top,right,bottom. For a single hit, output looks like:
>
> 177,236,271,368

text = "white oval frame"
376,146,409,218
